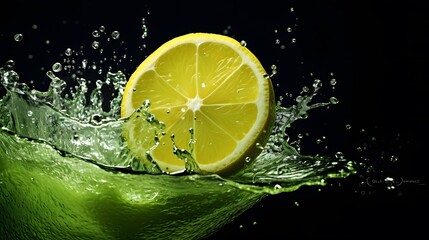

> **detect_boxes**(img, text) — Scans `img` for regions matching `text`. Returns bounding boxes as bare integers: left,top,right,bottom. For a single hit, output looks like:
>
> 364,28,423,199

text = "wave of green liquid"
0,65,356,239
0,130,265,240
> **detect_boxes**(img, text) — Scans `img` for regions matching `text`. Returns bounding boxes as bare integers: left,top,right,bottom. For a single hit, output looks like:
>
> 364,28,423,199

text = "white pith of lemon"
121,33,276,176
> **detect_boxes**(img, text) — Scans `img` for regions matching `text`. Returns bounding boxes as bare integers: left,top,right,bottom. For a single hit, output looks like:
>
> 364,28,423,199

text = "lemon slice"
121,33,276,176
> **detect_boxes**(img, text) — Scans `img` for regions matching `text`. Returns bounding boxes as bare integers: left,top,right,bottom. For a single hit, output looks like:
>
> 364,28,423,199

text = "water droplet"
111,31,120,39
302,86,309,93
274,184,282,189
245,156,251,162
4,60,15,70
65,48,73,56
385,177,396,190
312,79,322,89
27,110,33,117
329,97,339,104
52,62,62,72
141,18,148,39
92,41,100,49
390,155,399,162
270,65,277,77
240,40,247,47
142,99,151,108
82,59,88,69
335,151,344,159
92,30,100,37
14,34,23,42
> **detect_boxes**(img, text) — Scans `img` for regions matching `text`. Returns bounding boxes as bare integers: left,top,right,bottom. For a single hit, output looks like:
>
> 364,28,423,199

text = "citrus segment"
121,33,276,176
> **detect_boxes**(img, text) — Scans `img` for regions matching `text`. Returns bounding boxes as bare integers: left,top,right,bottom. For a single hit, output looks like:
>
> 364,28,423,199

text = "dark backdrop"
1,0,428,239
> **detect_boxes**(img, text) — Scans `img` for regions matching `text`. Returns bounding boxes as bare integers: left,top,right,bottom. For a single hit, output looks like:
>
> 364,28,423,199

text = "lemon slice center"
187,96,203,112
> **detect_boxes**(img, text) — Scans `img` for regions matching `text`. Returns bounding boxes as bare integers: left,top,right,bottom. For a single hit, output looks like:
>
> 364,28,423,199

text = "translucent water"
0,23,356,239
0,61,355,191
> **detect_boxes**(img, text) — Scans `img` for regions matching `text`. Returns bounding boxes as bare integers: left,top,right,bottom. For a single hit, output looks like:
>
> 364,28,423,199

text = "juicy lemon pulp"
121,33,276,176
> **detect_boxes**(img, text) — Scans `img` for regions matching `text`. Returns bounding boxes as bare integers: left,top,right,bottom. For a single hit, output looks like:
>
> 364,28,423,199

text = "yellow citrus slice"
121,33,276,176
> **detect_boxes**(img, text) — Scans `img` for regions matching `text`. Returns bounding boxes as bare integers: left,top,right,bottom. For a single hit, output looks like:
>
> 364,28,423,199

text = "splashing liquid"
0,22,356,240
0,62,355,186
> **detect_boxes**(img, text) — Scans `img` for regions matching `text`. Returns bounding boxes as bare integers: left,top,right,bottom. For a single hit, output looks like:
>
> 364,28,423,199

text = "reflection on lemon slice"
121,33,276,176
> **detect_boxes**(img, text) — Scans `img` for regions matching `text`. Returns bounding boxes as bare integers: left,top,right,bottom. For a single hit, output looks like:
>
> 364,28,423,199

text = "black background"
1,0,428,239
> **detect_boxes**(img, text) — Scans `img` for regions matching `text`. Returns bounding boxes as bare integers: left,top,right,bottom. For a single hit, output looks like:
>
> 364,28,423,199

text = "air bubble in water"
99,26,106,32
287,27,292,32
27,111,33,117
14,34,23,42
240,40,247,47
330,78,337,86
